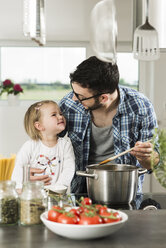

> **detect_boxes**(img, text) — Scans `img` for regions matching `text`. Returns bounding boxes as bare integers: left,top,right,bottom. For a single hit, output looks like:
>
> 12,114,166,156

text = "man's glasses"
73,90,104,102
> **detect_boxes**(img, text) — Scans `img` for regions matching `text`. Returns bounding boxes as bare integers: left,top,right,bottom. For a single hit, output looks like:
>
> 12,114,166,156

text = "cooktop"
47,192,166,211
72,193,166,210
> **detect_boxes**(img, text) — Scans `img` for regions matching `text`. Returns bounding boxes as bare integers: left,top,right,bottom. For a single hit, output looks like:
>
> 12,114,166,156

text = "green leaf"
151,129,166,189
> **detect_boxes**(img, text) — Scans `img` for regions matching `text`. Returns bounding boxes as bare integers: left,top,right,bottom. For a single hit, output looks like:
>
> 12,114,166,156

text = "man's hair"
24,100,58,141
70,56,119,94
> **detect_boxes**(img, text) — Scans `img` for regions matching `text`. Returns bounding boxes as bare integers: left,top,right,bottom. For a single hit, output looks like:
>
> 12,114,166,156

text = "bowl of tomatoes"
40,197,128,240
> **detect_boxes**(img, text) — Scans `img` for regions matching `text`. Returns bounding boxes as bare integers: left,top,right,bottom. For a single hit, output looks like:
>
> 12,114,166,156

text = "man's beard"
88,94,119,112
88,98,102,111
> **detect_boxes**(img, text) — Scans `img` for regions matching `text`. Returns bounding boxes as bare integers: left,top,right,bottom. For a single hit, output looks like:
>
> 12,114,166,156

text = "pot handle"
76,171,98,179
138,168,148,176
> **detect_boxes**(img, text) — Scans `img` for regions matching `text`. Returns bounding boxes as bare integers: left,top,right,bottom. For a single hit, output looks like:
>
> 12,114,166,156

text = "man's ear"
100,94,108,103
34,121,44,131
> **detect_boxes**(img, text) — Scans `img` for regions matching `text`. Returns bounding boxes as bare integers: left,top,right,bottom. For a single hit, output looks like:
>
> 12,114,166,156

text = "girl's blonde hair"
24,100,58,140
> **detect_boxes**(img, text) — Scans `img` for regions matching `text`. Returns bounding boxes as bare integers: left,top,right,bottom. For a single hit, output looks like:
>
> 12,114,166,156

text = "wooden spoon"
99,139,152,165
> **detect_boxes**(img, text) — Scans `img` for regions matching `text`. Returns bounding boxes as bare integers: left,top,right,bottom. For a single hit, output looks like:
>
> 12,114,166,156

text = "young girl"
12,100,75,192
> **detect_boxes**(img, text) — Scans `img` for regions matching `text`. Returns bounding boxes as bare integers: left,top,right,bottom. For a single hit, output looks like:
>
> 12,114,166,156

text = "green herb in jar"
0,197,18,225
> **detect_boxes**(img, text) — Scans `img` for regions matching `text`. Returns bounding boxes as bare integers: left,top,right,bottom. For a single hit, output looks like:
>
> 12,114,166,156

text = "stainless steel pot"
76,164,147,205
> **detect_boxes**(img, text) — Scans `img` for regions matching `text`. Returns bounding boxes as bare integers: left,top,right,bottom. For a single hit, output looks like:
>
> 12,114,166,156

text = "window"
0,47,86,100
117,53,138,90
0,48,138,100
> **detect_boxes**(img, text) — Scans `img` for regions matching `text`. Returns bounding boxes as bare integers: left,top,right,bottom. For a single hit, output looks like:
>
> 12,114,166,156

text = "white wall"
0,102,32,157
140,53,166,193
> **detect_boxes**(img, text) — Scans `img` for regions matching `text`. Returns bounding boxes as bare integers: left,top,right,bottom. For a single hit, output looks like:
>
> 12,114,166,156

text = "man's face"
71,82,102,111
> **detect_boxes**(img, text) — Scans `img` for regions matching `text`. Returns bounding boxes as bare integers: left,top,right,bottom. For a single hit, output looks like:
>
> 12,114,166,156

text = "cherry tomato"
94,204,103,211
57,212,80,224
77,205,95,214
48,206,63,222
69,208,81,217
100,211,121,223
98,206,108,215
81,197,92,206
77,206,84,214
52,205,62,210
113,211,122,220
78,212,102,225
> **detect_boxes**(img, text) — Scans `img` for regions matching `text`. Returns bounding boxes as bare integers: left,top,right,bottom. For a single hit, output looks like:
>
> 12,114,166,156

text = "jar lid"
23,181,44,188
0,180,16,187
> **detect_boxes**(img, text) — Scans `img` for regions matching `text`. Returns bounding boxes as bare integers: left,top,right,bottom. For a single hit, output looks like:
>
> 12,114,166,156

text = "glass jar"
0,181,19,225
47,192,75,210
20,181,47,225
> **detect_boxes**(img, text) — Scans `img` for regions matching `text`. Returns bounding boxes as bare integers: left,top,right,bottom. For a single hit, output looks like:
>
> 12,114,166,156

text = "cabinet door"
0,0,136,43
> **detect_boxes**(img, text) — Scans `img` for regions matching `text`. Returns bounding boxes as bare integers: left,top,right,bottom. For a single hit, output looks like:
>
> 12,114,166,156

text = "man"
58,56,159,193
30,56,159,193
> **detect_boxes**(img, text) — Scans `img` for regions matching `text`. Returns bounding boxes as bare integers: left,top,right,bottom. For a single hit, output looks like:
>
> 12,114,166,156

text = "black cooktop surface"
71,193,166,210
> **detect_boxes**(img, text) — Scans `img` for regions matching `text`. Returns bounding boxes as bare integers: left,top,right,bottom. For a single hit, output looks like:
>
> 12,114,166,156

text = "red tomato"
52,205,62,210
94,204,103,211
98,206,108,215
78,212,102,225
57,212,80,224
81,197,92,206
48,206,63,222
77,206,84,214
69,208,81,217
77,206,95,214
100,211,121,223
113,212,122,220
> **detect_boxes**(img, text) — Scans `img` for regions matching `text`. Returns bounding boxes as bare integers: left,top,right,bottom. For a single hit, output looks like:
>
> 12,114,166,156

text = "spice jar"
0,181,19,225
20,181,47,225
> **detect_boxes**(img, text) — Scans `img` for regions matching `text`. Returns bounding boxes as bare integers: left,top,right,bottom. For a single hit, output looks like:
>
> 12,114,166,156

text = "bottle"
0,181,19,225
20,181,47,225
23,164,30,183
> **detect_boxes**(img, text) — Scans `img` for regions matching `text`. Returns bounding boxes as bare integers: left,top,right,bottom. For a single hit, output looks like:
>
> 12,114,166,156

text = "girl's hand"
30,168,52,185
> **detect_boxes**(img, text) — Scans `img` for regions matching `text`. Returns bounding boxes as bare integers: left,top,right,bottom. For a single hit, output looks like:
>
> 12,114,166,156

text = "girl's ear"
34,121,44,131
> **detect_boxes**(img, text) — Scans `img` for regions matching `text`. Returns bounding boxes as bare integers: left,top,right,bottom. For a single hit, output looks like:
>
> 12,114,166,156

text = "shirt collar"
117,86,128,114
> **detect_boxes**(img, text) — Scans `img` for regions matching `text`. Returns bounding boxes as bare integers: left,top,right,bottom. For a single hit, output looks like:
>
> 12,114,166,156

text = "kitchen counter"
0,210,166,248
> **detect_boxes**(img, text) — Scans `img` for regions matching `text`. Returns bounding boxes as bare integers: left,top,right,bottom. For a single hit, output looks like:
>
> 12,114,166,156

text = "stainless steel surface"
76,164,147,205
76,171,98,179
1,211,166,248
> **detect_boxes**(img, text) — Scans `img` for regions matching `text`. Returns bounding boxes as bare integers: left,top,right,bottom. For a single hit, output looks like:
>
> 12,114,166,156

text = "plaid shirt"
59,86,158,193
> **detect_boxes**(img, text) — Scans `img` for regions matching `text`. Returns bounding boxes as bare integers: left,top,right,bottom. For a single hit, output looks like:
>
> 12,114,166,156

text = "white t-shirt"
12,137,75,190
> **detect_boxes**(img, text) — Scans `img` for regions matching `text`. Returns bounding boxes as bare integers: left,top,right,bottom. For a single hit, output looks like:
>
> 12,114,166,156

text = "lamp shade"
90,0,117,64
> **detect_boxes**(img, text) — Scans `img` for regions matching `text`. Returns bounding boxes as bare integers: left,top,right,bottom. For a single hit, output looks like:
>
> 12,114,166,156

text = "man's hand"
30,168,52,185
130,141,159,170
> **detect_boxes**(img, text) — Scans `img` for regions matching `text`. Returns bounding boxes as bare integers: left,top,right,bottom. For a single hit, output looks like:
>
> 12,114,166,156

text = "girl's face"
38,103,66,135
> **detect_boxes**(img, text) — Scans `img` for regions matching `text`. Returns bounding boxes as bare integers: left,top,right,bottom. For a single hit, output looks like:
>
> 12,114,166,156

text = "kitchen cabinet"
0,210,166,248
0,0,135,46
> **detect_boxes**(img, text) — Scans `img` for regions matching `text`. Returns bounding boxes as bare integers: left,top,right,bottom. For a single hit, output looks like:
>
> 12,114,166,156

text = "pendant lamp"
90,0,118,64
